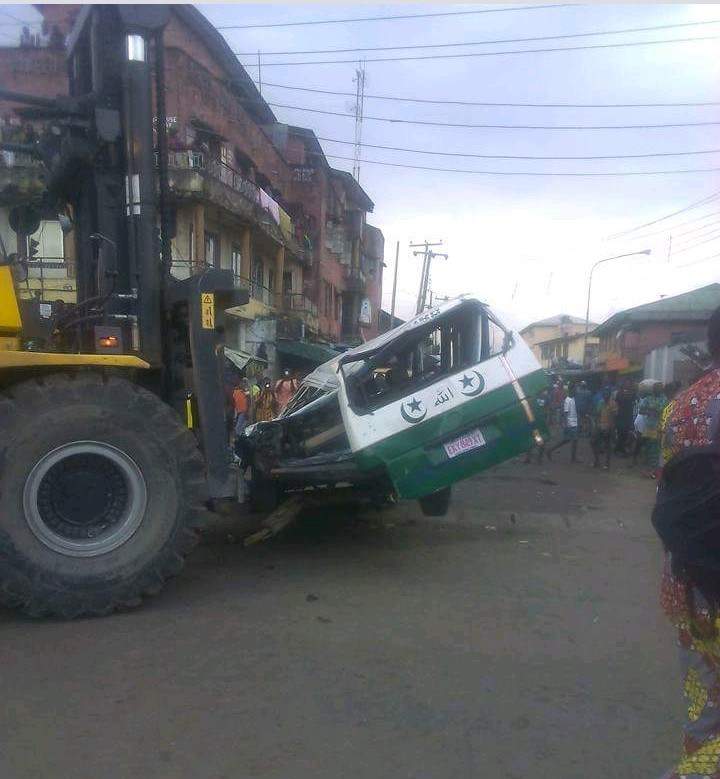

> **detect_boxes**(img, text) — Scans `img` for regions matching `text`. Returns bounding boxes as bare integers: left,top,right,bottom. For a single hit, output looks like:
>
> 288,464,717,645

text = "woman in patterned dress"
655,308,720,779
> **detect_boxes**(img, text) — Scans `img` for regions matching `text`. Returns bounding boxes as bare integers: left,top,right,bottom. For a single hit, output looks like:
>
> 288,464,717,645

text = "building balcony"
0,150,45,205
165,152,310,265
18,258,76,303
281,292,319,334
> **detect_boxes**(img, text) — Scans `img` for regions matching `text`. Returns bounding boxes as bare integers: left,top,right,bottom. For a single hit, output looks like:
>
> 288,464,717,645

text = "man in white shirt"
547,383,580,463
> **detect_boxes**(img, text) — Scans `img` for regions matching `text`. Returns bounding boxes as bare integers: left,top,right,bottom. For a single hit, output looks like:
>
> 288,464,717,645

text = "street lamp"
583,249,652,367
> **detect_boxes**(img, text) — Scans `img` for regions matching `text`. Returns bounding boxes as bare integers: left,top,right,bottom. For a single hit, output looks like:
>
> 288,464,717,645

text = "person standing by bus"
275,369,298,413
547,383,580,463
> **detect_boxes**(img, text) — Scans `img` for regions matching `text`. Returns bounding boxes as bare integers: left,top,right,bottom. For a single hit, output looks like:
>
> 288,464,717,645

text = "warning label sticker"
201,293,215,329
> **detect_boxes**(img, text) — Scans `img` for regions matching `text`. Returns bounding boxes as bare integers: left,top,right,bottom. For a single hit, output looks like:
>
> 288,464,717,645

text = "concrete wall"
644,340,705,385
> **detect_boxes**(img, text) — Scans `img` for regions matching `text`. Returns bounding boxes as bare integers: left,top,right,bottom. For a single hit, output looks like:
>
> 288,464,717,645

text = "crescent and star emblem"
400,396,427,424
459,370,485,397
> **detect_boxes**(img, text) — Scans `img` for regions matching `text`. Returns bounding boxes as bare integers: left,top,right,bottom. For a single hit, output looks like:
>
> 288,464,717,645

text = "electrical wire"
671,230,720,256
257,80,720,109
239,34,720,67
234,18,720,56
677,251,720,269
216,4,573,30
264,101,720,130
314,135,720,161
323,154,720,176
615,208,720,242
0,10,40,26
607,190,720,238
671,221,720,244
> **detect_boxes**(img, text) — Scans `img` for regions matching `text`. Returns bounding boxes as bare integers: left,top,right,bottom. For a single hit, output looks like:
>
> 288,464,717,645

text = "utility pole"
410,240,446,314
389,240,399,331
352,60,366,182
257,51,262,95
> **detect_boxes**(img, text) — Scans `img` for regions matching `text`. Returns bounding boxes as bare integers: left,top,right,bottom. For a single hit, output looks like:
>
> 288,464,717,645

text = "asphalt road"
1,449,679,779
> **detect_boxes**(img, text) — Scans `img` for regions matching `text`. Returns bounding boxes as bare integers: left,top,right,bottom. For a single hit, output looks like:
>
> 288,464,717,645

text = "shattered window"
347,305,482,412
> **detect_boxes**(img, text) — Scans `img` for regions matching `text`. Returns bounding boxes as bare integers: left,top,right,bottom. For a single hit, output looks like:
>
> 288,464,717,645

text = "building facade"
591,284,720,374
520,314,597,369
535,332,600,372
0,5,384,375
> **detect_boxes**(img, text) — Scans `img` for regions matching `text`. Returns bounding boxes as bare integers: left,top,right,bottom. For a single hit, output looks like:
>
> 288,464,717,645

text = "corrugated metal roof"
520,314,589,333
593,283,720,336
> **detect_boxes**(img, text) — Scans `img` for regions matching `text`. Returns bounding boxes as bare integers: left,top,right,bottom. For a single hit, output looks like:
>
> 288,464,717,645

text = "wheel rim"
23,441,147,558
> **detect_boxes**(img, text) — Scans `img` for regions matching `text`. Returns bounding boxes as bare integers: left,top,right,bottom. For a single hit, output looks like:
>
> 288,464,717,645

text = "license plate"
443,428,486,459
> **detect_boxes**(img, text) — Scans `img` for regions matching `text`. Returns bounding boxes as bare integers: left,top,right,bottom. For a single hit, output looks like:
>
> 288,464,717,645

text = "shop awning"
276,339,341,366
224,347,267,371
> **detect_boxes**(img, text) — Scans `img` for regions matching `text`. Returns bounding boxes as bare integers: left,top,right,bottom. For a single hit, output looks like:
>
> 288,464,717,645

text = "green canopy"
276,339,340,366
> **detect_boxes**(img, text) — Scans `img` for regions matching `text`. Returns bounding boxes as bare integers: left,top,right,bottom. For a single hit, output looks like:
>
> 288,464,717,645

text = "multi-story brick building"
0,4,384,374
591,283,720,373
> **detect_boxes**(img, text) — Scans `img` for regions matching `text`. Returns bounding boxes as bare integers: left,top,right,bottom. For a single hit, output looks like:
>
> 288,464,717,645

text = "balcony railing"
245,276,276,307
169,260,279,307
0,150,41,168
167,260,323,326
164,152,310,264
166,152,285,223
283,292,318,318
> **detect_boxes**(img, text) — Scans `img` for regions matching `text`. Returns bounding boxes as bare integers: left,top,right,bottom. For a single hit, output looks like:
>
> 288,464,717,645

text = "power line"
234,18,720,56
258,80,720,109
618,208,720,242
671,230,720,256
607,190,720,238
672,221,720,244
0,10,40,26
323,154,720,177
315,135,720,161
239,34,720,67
677,251,720,269
216,4,573,30
264,101,720,130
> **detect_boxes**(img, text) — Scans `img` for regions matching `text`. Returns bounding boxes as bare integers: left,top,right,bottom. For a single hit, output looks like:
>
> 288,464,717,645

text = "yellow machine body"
0,264,149,371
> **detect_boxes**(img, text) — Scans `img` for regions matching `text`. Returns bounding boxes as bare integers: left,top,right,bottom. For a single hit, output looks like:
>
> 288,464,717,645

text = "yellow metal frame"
0,266,22,335
0,351,150,369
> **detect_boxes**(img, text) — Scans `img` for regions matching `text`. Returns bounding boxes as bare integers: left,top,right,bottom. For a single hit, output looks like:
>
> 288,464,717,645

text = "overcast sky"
4,2,720,329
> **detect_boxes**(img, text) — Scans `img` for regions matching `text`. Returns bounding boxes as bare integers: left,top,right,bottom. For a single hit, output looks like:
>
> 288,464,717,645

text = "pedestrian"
633,382,661,474
546,382,580,463
614,379,637,455
591,387,618,469
232,379,250,457
550,379,566,429
254,378,278,422
653,305,720,779
575,380,593,437
275,368,298,413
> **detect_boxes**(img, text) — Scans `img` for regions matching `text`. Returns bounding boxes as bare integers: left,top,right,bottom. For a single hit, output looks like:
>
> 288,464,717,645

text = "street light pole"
583,249,652,366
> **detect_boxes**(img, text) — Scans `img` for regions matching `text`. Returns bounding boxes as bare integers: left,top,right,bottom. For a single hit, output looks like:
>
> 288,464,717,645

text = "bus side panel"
352,366,547,500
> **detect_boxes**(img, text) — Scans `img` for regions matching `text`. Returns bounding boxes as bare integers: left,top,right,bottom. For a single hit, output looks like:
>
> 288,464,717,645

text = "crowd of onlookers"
527,374,681,474
228,369,301,456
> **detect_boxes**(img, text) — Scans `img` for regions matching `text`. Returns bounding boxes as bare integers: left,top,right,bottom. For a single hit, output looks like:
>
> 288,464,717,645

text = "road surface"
1,453,679,779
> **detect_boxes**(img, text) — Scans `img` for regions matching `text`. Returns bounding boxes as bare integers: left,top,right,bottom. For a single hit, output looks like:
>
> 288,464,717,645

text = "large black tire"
0,372,208,618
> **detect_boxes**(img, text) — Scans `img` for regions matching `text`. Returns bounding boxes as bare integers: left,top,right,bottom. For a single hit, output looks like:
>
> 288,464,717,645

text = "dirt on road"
1,452,679,779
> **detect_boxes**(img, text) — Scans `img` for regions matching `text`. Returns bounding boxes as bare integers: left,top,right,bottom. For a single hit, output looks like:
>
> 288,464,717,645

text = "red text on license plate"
443,428,486,459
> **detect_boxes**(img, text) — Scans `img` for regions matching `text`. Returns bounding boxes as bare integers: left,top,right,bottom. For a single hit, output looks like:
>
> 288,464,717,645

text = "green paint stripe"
355,368,549,499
